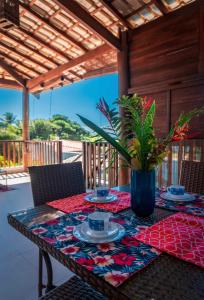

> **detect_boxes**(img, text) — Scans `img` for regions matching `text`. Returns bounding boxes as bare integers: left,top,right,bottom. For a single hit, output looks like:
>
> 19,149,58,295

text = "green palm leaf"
77,114,131,165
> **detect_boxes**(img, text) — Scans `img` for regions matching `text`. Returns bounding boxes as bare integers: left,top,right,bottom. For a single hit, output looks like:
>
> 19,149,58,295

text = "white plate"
161,192,195,203
84,193,117,203
73,222,125,243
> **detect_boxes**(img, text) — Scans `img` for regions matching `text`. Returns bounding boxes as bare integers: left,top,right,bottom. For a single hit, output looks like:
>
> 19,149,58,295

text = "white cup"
88,212,112,235
94,187,109,199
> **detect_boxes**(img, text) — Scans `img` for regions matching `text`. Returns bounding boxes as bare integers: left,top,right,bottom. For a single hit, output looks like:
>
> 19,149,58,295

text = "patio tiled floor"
0,176,73,300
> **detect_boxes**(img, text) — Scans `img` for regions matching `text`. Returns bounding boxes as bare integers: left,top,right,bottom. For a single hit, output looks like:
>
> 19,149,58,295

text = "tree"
0,112,17,126
51,114,90,140
30,120,53,140
0,113,92,141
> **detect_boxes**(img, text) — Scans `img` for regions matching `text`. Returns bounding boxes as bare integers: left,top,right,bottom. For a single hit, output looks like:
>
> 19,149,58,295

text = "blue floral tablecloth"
29,207,160,286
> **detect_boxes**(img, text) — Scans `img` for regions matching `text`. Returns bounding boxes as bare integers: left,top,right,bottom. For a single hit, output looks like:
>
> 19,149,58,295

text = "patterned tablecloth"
155,192,204,217
135,212,204,268
47,189,204,217
29,207,160,287
47,190,131,213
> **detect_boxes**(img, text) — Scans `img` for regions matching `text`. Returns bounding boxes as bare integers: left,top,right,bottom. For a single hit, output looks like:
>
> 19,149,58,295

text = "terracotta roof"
0,0,194,93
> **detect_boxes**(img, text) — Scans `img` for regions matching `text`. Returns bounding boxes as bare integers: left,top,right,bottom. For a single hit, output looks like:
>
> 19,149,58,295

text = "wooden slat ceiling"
0,0,194,93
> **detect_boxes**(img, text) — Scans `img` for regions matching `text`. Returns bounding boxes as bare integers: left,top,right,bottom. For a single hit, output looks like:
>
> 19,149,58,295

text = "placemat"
134,212,204,268
156,192,204,217
47,190,131,213
29,207,160,287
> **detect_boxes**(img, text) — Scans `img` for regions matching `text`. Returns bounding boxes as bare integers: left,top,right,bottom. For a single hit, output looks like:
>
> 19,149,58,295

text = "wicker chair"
29,162,86,297
180,160,204,194
29,162,85,206
39,276,106,300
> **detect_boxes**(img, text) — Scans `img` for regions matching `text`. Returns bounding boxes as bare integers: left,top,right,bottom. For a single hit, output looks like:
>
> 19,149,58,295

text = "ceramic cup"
167,185,185,196
95,187,109,199
88,212,112,234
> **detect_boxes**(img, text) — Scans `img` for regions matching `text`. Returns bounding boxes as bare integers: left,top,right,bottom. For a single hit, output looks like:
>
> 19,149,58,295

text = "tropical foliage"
78,94,204,171
0,113,91,141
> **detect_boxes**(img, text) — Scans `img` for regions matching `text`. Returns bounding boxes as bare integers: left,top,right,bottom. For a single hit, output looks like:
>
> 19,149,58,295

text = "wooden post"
199,0,204,74
117,29,130,185
22,87,29,170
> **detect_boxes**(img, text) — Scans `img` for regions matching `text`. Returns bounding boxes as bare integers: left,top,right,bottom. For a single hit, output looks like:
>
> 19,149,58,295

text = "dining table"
7,185,204,300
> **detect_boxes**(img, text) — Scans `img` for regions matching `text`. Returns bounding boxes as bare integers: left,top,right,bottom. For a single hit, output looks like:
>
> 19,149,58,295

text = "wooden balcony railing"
83,142,119,189
0,140,62,171
25,141,62,167
82,140,204,188
157,139,204,187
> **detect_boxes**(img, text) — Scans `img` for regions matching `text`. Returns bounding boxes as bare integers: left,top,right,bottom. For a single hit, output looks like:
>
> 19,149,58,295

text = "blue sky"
0,74,118,126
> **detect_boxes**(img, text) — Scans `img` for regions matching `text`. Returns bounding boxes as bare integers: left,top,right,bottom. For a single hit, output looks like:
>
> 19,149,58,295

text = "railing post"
22,87,30,171
117,29,130,185
58,141,63,164
82,142,87,188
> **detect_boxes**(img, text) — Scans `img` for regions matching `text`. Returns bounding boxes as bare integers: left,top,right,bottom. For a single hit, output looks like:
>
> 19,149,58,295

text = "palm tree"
0,112,17,126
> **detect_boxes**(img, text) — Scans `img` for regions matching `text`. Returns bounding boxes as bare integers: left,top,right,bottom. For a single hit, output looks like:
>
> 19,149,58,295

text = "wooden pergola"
0,0,201,183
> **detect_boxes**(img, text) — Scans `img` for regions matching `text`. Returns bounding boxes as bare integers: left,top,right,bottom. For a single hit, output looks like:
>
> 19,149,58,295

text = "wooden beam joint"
27,44,112,91
54,0,121,50
0,58,26,87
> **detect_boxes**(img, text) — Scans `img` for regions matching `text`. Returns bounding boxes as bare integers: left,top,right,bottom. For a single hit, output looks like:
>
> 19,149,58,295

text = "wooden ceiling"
0,0,194,93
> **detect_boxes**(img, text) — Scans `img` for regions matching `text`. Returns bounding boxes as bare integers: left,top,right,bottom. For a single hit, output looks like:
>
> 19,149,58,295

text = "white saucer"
84,193,117,203
73,222,125,243
161,192,195,203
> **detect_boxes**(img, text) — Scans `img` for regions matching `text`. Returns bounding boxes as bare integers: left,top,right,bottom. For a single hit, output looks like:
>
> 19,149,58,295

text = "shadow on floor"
0,177,73,300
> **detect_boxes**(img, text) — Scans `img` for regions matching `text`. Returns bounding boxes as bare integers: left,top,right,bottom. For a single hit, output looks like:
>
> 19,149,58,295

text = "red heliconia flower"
142,96,153,110
96,98,111,122
144,96,153,110
171,122,190,142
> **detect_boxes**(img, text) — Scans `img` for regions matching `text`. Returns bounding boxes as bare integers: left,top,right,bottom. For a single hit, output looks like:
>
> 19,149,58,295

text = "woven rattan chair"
29,162,85,206
29,162,86,297
39,276,106,300
180,160,204,194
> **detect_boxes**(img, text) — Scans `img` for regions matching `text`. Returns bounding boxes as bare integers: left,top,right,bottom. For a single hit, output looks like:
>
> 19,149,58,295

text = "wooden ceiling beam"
0,51,41,76
0,29,58,68
0,78,22,90
32,76,72,93
54,0,121,50
16,27,70,61
20,3,87,53
83,63,117,79
125,0,169,19
153,0,169,14
126,1,154,18
99,0,131,29
0,59,26,87
27,44,112,90
0,40,49,71
68,70,83,80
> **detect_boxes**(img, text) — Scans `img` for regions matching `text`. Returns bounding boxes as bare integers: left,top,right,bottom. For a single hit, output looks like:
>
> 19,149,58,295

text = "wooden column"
117,29,130,185
199,0,204,73
22,87,30,170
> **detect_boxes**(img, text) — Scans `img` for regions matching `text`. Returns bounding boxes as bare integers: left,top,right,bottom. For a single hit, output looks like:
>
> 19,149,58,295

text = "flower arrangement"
78,94,204,171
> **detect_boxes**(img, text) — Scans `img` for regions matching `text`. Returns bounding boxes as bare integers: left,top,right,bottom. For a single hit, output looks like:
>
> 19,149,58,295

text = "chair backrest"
180,160,204,194
29,162,85,207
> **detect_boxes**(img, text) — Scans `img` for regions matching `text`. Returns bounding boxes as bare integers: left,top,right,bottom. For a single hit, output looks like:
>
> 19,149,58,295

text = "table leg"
41,250,56,293
38,249,44,297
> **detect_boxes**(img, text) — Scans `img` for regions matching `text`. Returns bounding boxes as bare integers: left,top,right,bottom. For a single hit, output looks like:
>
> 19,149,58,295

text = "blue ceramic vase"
131,169,155,217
